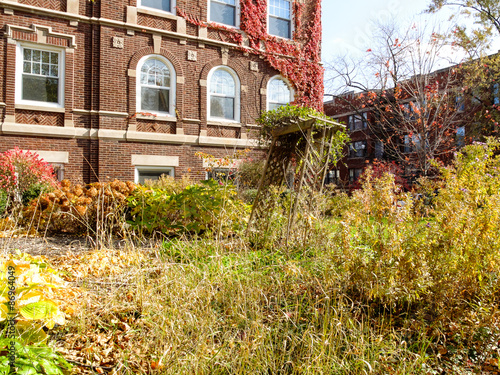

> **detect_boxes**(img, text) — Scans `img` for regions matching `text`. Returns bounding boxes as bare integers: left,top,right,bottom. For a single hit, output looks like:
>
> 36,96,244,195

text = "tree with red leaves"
328,21,479,179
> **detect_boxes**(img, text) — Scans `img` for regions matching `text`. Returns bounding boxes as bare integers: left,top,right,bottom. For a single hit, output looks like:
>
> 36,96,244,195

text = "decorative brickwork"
15,110,65,127
137,121,176,134
19,0,64,12
137,14,176,32
207,125,240,139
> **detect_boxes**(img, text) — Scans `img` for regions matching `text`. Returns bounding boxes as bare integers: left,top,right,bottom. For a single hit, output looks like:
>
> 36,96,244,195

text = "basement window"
135,166,175,184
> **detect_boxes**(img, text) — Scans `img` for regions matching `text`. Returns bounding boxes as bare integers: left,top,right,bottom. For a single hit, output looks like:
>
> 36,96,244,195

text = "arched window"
136,55,175,116
208,66,240,122
267,76,293,110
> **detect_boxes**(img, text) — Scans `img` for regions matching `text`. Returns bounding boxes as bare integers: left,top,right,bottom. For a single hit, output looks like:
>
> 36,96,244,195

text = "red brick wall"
0,0,318,183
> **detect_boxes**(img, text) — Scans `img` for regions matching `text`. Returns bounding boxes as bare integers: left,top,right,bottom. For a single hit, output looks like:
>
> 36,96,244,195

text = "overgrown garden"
0,108,499,374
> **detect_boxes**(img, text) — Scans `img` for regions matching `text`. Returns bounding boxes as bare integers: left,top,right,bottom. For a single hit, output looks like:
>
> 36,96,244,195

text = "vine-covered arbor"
247,114,345,236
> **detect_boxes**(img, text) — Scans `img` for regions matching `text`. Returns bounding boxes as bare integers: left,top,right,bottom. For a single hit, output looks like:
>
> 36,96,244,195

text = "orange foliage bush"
21,179,136,235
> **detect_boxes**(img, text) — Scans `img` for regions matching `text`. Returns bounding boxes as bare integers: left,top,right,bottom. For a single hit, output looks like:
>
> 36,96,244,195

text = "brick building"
324,62,499,189
0,0,323,183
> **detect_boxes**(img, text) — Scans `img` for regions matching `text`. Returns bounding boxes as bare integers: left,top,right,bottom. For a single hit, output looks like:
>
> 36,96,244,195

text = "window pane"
42,51,50,63
141,0,171,11
50,65,58,77
210,69,236,95
32,50,41,62
269,17,291,39
141,87,170,113
269,0,290,19
42,63,50,76
210,1,236,26
494,83,500,105
210,96,234,120
23,49,31,61
138,170,172,184
269,78,290,107
141,59,170,87
32,63,41,75
22,76,58,103
23,62,31,74
51,52,58,65
268,103,281,111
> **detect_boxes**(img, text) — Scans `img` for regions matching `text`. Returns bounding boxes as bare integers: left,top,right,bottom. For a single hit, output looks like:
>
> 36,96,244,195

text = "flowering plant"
0,148,58,206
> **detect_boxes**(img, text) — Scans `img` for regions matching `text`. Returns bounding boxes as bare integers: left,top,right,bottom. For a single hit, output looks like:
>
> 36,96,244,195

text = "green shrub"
0,190,8,217
141,174,194,193
239,188,259,203
128,179,250,236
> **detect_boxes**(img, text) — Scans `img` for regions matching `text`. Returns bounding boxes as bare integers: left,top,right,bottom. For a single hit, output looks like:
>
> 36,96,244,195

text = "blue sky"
322,0,441,60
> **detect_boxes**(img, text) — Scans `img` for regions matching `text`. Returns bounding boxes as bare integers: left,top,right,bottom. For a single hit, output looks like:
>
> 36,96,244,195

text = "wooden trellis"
247,116,345,235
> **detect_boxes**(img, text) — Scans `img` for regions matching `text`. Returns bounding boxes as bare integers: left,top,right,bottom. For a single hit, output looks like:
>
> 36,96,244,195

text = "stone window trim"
267,0,294,40
207,65,241,123
208,0,241,29
136,54,177,117
15,42,66,109
5,24,77,49
266,75,294,111
137,0,177,16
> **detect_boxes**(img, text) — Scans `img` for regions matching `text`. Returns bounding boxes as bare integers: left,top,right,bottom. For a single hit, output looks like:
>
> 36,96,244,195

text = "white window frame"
134,166,175,184
266,75,294,111
267,0,294,39
208,0,240,28
207,66,240,123
136,54,176,117
138,0,176,14
16,43,65,108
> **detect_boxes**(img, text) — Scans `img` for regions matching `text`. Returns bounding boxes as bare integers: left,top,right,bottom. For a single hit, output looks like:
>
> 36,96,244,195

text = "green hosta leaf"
0,356,10,375
39,358,65,375
15,321,48,344
19,301,58,321
16,365,38,375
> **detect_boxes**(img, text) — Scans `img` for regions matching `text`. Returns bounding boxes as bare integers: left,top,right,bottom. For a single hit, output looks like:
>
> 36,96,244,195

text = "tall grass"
2,140,500,374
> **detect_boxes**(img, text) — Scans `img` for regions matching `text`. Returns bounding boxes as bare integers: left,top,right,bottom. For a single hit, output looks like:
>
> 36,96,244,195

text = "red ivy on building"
177,0,324,111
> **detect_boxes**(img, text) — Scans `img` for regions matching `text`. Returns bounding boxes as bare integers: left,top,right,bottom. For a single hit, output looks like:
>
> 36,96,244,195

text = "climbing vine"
176,0,324,111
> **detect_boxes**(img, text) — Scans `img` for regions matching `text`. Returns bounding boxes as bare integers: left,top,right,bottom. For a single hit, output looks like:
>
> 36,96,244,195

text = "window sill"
15,104,65,113
137,7,178,20
207,121,242,128
208,21,240,30
136,114,176,122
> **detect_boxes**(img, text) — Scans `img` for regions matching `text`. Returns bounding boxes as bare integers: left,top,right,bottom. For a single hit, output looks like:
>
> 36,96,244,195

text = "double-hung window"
16,44,64,107
208,66,240,122
139,0,173,13
267,76,293,110
137,55,176,116
269,0,292,39
209,0,238,27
